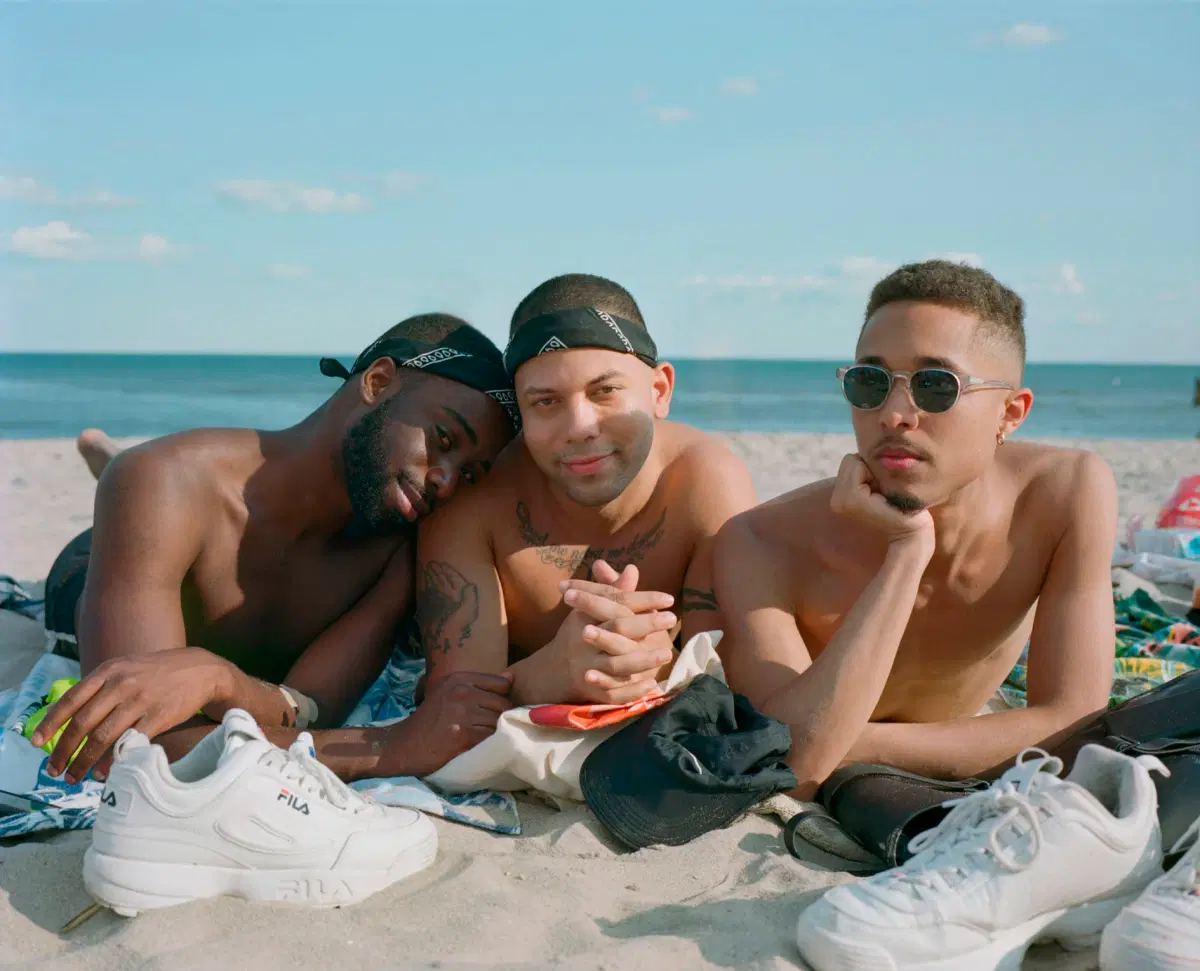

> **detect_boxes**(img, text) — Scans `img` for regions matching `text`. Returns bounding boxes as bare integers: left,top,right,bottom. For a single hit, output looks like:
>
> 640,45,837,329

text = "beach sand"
2,433,1198,971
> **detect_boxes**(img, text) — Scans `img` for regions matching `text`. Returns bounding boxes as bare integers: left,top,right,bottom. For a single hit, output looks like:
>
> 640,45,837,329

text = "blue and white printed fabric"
0,644,520,839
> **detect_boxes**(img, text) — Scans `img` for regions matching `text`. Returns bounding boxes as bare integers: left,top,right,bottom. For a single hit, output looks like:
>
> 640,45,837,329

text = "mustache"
872,438,933,462
399,471,437,515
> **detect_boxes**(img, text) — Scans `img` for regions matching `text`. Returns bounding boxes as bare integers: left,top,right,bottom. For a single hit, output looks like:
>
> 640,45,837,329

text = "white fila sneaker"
1100,813,1200,971
795,745,1168,971
83,709,437,915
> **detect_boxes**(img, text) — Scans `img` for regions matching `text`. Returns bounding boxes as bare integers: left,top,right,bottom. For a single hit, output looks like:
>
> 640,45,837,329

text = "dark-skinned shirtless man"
416,274,758,705
34,314,520,784
713,260,1117,797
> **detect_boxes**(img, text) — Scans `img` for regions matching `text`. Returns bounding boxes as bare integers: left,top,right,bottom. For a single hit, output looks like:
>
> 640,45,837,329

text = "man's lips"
876,447,926,471
561,453,613,476
394,478,429,519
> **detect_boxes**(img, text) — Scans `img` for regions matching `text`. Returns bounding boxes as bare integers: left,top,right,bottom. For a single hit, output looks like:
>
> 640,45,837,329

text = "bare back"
82,429,404,682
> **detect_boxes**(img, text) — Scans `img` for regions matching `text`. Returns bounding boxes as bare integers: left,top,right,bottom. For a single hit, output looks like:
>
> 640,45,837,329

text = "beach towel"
426,632,725,802
996,587,1199,710
0,614,521,839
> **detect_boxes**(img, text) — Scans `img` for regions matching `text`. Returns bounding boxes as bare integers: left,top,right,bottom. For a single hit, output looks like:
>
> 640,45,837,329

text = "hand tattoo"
417,560,480,656
515,501,666,575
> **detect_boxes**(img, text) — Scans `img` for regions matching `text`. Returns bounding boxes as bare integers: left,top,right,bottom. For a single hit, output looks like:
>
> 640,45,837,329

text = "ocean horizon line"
2,350,1197,369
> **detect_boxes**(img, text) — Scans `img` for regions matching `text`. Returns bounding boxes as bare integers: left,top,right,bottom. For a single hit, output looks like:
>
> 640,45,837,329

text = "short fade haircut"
371,312,471,346
510,273,647,337
864,260,1026,367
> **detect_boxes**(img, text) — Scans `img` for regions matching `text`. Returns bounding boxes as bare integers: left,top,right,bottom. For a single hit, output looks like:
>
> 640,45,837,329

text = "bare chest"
498,500,690,657
182,524,401,680
797,545,1044,720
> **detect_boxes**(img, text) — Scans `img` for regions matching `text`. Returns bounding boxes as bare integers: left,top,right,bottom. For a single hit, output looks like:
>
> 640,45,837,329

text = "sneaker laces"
892,749,1065,898
262,733,372,814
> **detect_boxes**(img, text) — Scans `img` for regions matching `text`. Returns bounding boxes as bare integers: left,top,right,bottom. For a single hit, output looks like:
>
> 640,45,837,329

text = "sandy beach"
3,432,1199,971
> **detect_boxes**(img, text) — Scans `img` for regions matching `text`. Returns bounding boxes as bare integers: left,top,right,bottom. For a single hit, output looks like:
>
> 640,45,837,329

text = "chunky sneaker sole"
798,890,1139,971
83,811,437,915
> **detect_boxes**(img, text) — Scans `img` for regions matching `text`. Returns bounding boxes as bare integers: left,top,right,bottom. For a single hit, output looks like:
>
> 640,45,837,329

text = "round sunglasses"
836,364,1014,414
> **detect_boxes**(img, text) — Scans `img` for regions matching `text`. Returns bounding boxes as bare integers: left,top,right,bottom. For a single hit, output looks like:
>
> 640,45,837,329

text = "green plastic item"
22,677,86,758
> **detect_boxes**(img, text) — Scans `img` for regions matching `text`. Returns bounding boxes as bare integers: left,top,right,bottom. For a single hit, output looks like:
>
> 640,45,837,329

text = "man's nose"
563,396,601,442
427,463,457,501
879,378,920,430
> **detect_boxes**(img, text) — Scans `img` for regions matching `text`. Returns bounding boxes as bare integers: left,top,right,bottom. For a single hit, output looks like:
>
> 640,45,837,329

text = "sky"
1,2,1197,363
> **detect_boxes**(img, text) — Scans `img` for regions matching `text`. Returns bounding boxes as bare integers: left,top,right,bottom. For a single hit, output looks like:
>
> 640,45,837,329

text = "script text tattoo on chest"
417,560,480,656
514,501,668,575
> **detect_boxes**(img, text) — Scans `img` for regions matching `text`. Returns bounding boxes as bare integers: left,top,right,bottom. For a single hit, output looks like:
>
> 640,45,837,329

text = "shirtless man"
416,274,757,705
714,259,1117,796
34,314,520,784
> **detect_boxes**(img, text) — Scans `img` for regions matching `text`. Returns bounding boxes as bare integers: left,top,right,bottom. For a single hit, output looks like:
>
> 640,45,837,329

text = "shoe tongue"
216,709,268,767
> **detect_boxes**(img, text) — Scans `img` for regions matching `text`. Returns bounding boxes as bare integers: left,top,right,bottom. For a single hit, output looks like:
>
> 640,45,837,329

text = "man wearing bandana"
34,314,520,784
416,274,758,706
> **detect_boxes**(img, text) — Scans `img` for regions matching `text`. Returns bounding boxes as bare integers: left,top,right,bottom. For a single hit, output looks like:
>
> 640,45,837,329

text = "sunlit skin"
416,344,759,708
715,300,1117,796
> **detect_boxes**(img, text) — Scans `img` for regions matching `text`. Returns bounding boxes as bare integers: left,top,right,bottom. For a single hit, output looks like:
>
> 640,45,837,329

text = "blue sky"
1,2,1196,363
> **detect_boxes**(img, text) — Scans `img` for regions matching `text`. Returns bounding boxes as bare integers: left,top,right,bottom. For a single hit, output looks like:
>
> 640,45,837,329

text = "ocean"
0,354,1196,441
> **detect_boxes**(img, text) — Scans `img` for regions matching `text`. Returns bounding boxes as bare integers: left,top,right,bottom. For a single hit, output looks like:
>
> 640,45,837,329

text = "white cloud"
721,77,758,96
0,175,136,207
1061,263,1085,295
6,222,188,261
0,175,58,204
217,179,369,213
78,189,136,208
268,262,310,279
9,221,91,259
840,255,896,278
381,171,425,196
653,107,694,124
939,251,985,268
989,23,1061,46
136,233,189,260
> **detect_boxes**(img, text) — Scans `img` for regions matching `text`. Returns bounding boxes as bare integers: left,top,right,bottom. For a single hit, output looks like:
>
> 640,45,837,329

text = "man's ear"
359,357,399,406
1000,386,1034,440
651,362,675,419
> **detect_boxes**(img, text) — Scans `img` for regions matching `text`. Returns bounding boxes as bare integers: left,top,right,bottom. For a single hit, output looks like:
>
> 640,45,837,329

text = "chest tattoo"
515,501,667,575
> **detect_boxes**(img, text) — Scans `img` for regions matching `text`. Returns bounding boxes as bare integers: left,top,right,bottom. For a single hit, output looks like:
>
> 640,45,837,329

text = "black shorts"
43,528,92,660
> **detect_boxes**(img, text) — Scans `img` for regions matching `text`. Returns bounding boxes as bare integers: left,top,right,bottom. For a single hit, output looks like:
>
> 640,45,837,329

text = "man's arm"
676,441,759,643
415,495,509,682
844,455,1118,779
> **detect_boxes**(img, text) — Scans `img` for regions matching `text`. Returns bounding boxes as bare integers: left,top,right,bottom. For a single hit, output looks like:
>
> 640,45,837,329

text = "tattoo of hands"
417,560,480,656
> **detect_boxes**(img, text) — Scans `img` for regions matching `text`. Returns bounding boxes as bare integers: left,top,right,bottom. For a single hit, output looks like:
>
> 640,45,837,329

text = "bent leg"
76,428,122,480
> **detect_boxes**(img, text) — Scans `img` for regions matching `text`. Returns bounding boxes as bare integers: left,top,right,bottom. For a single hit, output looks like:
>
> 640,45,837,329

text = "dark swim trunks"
43,528,93,660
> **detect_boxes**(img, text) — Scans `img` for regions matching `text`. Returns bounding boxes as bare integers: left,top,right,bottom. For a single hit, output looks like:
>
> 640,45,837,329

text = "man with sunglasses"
713,259,1117,796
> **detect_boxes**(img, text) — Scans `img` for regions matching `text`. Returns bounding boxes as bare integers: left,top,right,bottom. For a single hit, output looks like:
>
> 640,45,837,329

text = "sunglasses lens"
910,369,960,413
842,366,891,410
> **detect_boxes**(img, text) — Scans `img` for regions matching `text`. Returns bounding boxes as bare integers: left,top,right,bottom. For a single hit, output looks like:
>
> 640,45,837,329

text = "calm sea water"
0,354,1196,441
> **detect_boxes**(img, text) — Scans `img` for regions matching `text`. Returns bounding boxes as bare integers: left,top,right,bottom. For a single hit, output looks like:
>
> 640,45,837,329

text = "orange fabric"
528,689,670,731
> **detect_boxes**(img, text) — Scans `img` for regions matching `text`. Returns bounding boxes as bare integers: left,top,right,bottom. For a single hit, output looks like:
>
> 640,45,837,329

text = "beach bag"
784,669,1200,872
1157,474,1200,529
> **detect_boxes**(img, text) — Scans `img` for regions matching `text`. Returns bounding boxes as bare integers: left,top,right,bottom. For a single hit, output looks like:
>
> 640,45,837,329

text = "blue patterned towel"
0,644,520,839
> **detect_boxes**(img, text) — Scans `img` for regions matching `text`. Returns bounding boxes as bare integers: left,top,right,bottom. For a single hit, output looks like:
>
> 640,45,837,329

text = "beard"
341,402,413,537
555,411,655,507
884,492,927,513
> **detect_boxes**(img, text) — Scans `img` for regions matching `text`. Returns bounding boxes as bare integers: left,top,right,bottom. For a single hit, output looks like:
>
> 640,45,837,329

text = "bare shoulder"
419,435,531,543
718,478,834,555
95,430,229,513
1005,441,1117,520
658,422,755,494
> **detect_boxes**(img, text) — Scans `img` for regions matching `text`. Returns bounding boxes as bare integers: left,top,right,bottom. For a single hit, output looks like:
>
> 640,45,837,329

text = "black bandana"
320,323,520,432
502,307,658,378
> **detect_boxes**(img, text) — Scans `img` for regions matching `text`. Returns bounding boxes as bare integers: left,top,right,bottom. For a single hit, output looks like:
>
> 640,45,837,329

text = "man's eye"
436,426,452,449
532,398,553,408
595,386,617,396
462,467,477,485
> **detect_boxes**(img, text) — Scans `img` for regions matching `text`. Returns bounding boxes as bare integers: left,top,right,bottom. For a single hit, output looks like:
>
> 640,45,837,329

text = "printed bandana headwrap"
502,307,658,378
320,321,520,432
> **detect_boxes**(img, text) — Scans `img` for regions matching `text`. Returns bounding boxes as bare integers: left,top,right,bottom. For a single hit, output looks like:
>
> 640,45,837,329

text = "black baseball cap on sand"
580,674,798,850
